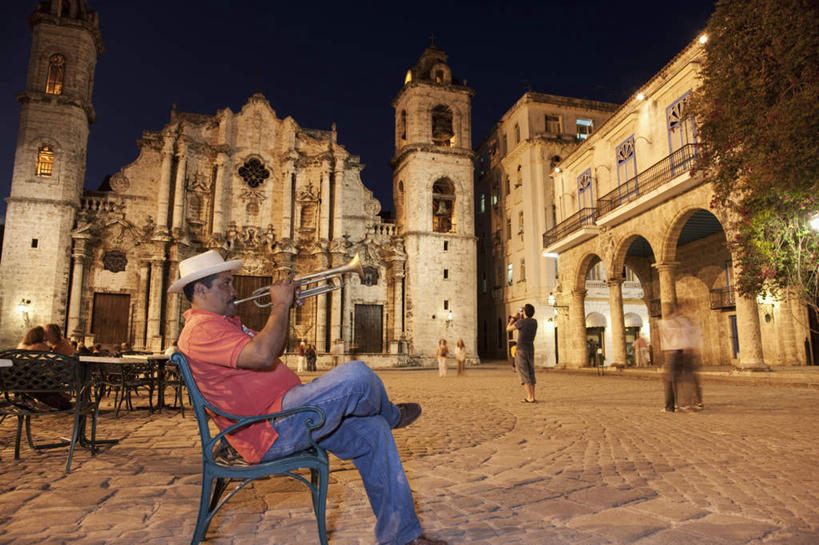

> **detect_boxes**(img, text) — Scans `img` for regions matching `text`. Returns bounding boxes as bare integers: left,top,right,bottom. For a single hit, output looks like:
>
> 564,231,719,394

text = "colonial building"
0,1,477,365
543,35,813,369
474,93,617,366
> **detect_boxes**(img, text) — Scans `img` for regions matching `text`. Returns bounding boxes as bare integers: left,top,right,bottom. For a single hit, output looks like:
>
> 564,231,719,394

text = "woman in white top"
435,339,449,377
454,339,466,376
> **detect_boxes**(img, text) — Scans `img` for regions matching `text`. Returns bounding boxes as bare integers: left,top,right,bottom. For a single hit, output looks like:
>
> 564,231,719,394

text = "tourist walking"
436,339,449,377
454,339,466,376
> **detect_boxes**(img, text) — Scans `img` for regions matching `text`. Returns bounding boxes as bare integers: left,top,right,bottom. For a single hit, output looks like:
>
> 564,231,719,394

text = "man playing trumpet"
170,250,446,545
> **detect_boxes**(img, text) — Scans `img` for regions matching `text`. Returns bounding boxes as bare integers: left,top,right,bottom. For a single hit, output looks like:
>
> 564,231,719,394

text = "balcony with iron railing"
541,144,702,254
596,143,701,226
709,286,736,310
541,207,597,254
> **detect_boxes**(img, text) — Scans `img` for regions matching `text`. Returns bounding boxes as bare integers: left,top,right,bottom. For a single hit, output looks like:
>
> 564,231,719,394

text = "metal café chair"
0,349,97,472
171,352,330,545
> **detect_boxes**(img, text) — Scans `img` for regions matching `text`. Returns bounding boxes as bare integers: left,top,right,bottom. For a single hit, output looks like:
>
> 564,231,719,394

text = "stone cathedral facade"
0,0,478,365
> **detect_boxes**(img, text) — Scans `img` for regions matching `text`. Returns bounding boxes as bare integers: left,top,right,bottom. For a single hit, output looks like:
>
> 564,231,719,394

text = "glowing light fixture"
636,92,646,101
810,214,819,232
699,34,708,44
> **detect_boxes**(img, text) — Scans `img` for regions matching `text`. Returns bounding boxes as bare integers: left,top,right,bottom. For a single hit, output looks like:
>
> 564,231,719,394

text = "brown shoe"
404,536,447,545
394,403,422,429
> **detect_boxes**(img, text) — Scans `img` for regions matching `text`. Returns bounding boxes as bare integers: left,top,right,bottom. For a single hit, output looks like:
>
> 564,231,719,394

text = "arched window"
432,178,455,233
46,54,65,95
431,105,454,147
36,145,54,177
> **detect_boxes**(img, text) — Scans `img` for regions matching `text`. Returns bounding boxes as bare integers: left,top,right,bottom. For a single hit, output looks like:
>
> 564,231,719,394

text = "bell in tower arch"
431,105,454,146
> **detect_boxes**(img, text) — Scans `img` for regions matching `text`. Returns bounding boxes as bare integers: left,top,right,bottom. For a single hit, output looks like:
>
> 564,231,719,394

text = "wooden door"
233,275,272,333
91,293,130,345
354,304,382,353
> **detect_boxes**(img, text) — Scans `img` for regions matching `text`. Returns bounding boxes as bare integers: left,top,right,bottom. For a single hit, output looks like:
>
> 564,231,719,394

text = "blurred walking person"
659,305,703,412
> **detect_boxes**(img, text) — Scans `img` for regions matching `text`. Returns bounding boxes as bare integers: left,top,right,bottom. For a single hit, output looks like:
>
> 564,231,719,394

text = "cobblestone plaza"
2,365,818,544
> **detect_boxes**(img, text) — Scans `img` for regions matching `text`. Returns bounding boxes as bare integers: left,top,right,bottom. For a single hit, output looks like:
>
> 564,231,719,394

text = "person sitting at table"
17,325,50,351
17,325,73,410
45,323,75,356
170,250,446,545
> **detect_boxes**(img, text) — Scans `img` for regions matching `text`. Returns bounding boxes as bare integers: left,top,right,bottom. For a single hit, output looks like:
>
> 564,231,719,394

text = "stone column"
568,289,587,368
146,258,166,352
342,272,353,345
165,247,181,347
780,291,800,365
155,139,174,232
133,260,150,351
171,146,187,236
734,294,768,370
281,159,295,239
607,277,627,367
212,151,231,236
66,235,91,338
654,262,679,319
320,161,331,240
331,287,342,348
392,271,404,341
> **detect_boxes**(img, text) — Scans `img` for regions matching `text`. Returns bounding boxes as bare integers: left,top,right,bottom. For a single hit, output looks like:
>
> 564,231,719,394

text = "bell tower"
0,0,103,344
391,44,477,358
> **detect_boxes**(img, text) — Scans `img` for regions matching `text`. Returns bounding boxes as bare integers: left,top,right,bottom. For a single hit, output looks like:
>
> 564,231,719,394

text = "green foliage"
693,0,819,314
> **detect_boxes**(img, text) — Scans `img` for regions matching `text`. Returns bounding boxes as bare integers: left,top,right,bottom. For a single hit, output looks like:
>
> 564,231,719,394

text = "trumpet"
234,253,364,307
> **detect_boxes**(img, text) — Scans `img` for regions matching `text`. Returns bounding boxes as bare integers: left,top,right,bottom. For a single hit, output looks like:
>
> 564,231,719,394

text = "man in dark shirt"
507,303,538,403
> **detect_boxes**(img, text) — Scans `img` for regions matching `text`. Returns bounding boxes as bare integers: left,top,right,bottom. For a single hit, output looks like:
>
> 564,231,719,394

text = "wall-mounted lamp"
446,311,453,327
17,298,31,328
636,92,646,101
699,34,708,44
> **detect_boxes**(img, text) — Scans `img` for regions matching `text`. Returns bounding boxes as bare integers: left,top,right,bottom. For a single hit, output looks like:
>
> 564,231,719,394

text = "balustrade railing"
542,207,596,248
597,143,699,217
709,286,736,309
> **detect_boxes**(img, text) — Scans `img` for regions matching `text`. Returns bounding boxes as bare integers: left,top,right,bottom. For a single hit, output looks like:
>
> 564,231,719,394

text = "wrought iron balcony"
709,286,736,309
542,207,596,248
597,143,699,217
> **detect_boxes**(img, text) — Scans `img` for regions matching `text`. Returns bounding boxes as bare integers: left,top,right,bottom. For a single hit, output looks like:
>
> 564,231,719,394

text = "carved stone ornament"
102,250,127,273
365,198,381,217
361,266,379,287
109,173,130,193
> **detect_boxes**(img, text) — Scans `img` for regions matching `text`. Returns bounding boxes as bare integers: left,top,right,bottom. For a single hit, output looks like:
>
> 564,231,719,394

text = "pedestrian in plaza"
169,250,445,545
44,323,75,356
507,304,538,403
659,305,703,412
296,339,306,373
634,333,650,367
436,338,449,377
454,339,466,376
306,343,317,372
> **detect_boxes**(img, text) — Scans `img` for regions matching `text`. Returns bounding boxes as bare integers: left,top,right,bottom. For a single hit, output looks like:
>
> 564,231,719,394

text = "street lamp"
17,298,31,327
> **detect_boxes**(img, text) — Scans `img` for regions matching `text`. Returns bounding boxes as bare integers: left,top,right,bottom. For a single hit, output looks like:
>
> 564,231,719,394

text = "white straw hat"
167,250,243,293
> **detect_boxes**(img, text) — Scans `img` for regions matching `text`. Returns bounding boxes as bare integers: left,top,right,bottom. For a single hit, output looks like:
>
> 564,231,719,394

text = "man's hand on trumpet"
267,274,299,308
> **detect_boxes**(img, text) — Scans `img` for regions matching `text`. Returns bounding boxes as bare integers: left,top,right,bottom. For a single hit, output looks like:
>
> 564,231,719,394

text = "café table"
0,359,11,367
77,355,150,449
117,354,173,411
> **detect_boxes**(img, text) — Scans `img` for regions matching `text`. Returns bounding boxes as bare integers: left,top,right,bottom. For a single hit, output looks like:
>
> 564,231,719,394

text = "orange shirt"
178,308,301,463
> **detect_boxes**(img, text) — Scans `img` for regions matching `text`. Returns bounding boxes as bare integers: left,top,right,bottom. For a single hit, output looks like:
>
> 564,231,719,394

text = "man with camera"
507,303,538,403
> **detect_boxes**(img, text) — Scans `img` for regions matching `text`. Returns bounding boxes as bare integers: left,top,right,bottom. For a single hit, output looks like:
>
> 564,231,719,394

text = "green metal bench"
171,352,329,545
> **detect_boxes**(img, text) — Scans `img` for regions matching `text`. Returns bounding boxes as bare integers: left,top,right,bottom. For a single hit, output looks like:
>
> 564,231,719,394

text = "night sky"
0,0,716,222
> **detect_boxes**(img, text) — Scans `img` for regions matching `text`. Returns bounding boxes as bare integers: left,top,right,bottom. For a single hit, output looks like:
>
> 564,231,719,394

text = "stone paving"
1,364,819,545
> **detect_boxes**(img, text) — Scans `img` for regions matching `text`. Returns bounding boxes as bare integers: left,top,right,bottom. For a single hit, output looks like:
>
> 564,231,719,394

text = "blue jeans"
262,361,422,545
